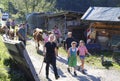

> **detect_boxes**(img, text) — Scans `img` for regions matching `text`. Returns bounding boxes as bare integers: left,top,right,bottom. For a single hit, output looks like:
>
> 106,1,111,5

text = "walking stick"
39,59,45,74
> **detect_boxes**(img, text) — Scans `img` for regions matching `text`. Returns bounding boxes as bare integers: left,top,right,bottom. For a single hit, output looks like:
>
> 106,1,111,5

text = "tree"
9,0,57,20
1,0,120,20
8,2,18,14
11,0,57,13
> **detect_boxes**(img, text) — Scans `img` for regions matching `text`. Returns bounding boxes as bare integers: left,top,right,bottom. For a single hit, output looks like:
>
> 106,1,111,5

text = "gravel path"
26,39,120,81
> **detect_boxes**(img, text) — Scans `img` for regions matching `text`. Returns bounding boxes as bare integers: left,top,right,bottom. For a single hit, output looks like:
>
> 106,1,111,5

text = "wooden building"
81,7,120,51
27,11,88,42
46,11,88,41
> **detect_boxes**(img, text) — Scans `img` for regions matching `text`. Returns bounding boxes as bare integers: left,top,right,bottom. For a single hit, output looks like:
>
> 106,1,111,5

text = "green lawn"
85,52,120,69
0,35,10,81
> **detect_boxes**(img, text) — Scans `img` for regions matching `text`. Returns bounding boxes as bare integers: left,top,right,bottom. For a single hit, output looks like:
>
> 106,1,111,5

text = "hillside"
55,0,120,12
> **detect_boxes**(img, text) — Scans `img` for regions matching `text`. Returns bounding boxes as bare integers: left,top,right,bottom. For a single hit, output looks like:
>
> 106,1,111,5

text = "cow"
8,29,15,40
0,26,9,34
1,26,18,40
33,28,44,50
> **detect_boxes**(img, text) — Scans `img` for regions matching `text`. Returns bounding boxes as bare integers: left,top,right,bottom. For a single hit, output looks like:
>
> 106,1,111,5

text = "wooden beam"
91,22,120,29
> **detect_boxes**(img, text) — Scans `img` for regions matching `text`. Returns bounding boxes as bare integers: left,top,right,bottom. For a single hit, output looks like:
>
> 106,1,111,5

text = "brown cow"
1,26,18,40
33,28,44,50
8,29,15,40
0,26,9,34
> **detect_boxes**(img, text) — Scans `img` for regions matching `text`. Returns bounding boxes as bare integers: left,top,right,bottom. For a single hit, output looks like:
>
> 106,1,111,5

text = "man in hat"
65,32,76,72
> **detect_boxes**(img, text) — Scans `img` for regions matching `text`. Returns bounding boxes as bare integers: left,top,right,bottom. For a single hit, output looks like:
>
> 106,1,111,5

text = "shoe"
82,70,86,74
74,71,77,76
78,66,80,71
78,66,81,71
67,68,70,73
55,75,60,79
46,75,49,79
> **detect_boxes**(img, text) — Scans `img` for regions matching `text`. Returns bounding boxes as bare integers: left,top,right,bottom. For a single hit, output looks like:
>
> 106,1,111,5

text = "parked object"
86,43,101,53
2,12,9,21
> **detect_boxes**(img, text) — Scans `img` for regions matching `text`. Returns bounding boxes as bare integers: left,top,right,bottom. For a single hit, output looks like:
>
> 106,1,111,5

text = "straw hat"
71,41,77,46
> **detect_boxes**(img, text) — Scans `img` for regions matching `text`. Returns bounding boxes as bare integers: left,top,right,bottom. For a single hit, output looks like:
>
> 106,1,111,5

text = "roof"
46,11,83,18
81,7,120,22
26,11,83,19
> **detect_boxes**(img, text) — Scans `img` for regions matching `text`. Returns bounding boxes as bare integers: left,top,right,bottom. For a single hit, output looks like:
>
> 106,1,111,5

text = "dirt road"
26,39,120,81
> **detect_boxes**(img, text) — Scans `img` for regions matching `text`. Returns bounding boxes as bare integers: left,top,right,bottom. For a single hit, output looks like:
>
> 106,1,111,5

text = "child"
68,41,77,76
78,40,90,74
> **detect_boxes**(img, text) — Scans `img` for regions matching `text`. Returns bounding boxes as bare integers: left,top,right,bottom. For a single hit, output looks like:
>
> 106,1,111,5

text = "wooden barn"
81,7,120,51
46,11,88,42
27,11,88,42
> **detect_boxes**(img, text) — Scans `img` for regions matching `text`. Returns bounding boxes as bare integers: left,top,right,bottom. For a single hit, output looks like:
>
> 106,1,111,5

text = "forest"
0,0,120,20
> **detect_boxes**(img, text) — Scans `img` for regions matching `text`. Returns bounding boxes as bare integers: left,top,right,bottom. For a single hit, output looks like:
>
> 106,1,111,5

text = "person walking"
17,23,27,46
52,25,61,44
6,20,10,29
43,34,59,79
68,41,77,76
65,32,76,72
77,40,91,74
10,19,16,29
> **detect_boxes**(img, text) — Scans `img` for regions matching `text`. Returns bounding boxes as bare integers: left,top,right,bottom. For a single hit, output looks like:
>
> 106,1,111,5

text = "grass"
0,35,10,81
58,47,68,56
0,35,27,81
58,47,120,70
93,52,120,70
